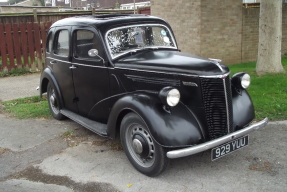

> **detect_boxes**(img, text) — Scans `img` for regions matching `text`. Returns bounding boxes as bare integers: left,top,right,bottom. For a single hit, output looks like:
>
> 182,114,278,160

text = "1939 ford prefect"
40,14,268,176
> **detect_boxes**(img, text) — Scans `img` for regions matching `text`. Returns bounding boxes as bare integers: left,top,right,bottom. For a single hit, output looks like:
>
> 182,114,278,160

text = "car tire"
120,112,169,176
47,82,65,120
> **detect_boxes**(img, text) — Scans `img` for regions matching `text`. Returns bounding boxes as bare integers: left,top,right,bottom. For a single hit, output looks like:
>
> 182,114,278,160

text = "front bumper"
166,118,268,159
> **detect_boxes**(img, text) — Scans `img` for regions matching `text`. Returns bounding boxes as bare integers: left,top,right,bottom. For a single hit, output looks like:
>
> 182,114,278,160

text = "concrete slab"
0,114,73,151
0,73,40,102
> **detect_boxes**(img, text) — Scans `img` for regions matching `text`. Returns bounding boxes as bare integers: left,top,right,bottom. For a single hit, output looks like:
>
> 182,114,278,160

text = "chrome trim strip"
46,57,72,64
46,57,108,69
223,78,231,133
199,72,230,78
166,118,268,159
116,67,231,79
208,58,224,72
115,67,200,77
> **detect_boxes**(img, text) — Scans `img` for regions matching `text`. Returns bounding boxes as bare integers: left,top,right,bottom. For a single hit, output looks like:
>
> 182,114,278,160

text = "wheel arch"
40,68,64,108
107,93,204,148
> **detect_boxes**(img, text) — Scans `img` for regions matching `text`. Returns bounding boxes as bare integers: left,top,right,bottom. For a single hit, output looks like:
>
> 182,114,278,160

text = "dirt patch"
247,157,278,176
63,134,88,147
62,128,123,151
7,166,119,192
92,138,123,151
0,148,10,155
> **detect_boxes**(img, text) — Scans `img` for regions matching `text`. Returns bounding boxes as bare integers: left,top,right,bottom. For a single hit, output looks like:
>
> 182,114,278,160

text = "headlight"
241,73,251,88
159,87,181,107
232,72,251,89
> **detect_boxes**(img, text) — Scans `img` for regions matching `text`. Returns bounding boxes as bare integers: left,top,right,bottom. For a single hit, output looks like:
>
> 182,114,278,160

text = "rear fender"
40,68,64,108
107,93,203,147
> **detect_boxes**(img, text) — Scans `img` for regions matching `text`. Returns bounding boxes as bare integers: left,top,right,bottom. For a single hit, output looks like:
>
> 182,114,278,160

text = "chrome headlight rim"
159,87,181,107
232,72,251,89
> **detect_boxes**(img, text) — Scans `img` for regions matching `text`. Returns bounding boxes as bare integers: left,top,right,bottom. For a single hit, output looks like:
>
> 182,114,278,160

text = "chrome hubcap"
50,95,56,106
126,124,155,168
132,138,143,154
49,88,59,114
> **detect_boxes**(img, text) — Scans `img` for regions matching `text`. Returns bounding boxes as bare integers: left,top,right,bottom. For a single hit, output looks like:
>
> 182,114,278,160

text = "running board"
60,109,108,137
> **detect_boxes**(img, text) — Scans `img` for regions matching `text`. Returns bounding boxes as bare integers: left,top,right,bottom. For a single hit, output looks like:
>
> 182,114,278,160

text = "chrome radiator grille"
200,76,233,140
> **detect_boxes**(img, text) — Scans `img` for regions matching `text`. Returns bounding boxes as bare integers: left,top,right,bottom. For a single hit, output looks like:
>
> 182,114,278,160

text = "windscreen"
106,24,177,59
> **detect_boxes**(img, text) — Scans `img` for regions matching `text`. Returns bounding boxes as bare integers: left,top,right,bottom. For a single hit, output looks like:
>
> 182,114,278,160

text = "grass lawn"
1,96,50,119
1,57,286,121
228,57,287,121
0,68,31,78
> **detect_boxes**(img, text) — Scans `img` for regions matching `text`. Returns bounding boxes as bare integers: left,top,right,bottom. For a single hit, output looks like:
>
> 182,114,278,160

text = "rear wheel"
120,112,169,176
47,82,65,120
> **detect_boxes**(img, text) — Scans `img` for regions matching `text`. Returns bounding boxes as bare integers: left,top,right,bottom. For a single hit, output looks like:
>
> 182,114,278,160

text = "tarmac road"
0,74,286,192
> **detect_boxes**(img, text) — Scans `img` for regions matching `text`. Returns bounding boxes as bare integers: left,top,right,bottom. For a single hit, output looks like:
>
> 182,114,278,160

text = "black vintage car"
40,14,268,176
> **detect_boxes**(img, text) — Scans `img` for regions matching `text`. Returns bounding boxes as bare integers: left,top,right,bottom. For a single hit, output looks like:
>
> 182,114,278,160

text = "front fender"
40,68,64,108
232,89,255,130
107,92,203,147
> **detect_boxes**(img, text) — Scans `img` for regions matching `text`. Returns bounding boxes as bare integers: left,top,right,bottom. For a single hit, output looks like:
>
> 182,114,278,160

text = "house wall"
151,0,287,64
242,7,260,63
200,0,242,64
151,0,202,56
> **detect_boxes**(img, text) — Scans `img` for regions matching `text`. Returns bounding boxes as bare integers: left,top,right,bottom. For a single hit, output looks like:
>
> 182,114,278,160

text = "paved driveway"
0,73,40,102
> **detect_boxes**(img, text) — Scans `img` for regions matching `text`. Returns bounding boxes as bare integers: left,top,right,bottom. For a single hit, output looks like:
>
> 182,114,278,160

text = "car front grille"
200,76,233,140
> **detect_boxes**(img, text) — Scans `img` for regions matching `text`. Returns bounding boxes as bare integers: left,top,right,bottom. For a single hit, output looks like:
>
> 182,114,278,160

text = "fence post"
92,8,95,15
33,9,38,23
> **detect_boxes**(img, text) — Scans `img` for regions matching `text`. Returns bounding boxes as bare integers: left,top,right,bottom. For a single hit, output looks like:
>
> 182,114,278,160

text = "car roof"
51,14,169,32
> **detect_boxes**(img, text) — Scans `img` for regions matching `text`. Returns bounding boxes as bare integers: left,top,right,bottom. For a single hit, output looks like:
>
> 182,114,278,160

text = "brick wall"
242,7,260,63
200,0,242,64
151,0,287,64
151,0,202,56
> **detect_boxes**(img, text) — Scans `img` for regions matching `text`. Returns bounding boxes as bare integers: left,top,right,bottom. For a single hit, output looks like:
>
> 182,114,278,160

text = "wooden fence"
0,8,150,73
0,22,52,72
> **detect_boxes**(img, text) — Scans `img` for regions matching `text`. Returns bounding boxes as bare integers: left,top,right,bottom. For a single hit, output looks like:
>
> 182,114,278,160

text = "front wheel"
120,112,169,176
47,82,65,120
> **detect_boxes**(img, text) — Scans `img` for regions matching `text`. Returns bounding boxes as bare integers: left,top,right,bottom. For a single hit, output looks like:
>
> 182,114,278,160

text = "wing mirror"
88,49,105,63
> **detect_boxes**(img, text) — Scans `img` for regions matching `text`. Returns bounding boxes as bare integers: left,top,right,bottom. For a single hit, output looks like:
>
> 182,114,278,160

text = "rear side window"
54,30,69,57
46,32,53,53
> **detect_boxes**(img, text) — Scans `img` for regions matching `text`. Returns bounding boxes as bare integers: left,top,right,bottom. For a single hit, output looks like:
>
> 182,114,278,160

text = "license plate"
211,135,249,161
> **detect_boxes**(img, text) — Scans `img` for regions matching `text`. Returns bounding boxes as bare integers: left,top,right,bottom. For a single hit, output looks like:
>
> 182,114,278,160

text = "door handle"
69,65,77,69
50,60,56,65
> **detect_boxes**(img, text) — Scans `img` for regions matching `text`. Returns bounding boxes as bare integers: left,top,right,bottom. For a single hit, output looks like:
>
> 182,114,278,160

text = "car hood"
115,50,229,76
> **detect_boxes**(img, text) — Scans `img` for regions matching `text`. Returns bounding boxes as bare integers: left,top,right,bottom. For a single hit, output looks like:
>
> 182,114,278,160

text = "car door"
50,27,78,113
70,27,110,120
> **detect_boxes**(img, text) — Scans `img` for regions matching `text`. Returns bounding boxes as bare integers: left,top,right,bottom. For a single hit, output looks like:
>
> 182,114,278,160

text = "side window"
54,30,69,57
46,32,53,53
74,30,97,59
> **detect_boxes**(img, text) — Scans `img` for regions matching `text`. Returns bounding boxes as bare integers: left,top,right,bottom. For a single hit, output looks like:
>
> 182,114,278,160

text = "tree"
256,0,285,75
